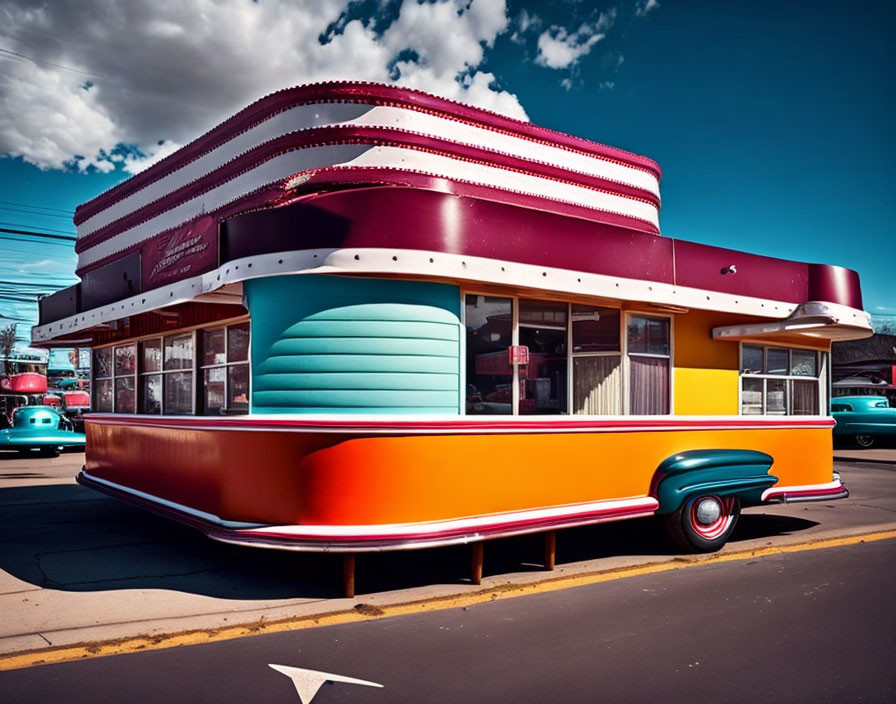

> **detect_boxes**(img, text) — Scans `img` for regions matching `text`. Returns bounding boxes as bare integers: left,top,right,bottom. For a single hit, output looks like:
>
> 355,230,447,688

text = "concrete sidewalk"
833,446,896,464
2,452,895,659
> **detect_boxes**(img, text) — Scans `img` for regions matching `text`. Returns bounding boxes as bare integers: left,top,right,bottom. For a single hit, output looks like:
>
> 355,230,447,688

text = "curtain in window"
792,379,819,415
573,356,621,414
629,356,669,415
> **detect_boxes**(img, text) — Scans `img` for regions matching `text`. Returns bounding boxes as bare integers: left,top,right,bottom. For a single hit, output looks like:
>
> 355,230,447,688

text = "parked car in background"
832,396,896,447
0,405,86,456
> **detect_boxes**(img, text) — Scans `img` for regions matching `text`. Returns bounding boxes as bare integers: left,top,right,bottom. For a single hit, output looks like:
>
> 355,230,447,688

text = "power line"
0,200,75,216
0,46,104,78
0,231,78,242
0,205,73,220
0,234,76,248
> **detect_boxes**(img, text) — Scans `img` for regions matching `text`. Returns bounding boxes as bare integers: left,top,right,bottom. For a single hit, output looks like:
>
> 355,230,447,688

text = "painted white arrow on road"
269,664,383,703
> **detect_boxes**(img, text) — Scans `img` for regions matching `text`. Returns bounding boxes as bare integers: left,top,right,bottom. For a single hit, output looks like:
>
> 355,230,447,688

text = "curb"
2,527,895,673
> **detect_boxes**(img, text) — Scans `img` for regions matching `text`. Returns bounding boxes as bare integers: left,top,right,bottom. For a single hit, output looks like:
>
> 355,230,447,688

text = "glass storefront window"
164,334,193,370
740,345,825,415
228,364,250,410
766,348,789,375
518,299,568,415
202,328,226,366
114,376,136,413
95,378,113,412
766,379,787,414
141,374,162,414
741,377,763,415
93,321,246,416
627,316,669,356
114,345,136,376
164,371,193,415
791,350,817,377
571,306,619,353
203,367,226,414
94,348,112,378
227,322,250,363
141,339,162,373
741,346,763,374
465,295,513,415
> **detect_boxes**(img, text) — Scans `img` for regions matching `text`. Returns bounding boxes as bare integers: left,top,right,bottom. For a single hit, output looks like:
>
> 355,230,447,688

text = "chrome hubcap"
695,498,722,525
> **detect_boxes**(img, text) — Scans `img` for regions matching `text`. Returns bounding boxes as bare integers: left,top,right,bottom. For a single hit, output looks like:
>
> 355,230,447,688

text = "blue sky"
1,0,893,344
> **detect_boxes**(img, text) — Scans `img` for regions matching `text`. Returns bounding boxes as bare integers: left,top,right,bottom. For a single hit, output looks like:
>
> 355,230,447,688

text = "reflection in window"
741,345,763,374
95,378,113,412
199,322,251,414
93,344,136,413
141,374,161,414
164,334,193,370
766,348,788,375
465,295,512,415
741,378,763,415
165,371,193,415
518,299,568,415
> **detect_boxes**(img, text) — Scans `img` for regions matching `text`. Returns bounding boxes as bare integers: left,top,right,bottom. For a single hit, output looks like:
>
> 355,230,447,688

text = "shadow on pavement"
0,483,819,600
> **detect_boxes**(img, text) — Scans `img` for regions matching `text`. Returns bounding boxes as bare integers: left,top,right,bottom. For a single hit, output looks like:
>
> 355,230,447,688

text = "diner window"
465,295,513,415
93,344,136,413
626,315,670,415
464,295,673,416
200,322,250,414
91,319,249,416
138,339,162,414
571,305,621,414
518,299,568,414
163,333,194,415
740,345,825,415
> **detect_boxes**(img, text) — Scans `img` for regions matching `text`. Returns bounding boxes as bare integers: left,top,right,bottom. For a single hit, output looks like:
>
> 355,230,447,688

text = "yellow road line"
3,528,894,672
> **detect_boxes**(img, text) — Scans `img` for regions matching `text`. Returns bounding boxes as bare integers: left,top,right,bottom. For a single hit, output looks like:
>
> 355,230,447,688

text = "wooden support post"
471,542,484,585
544,530,556,571
343,553,356,599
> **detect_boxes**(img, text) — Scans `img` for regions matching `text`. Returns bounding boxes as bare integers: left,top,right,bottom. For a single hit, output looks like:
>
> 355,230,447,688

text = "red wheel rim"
689,496,736,540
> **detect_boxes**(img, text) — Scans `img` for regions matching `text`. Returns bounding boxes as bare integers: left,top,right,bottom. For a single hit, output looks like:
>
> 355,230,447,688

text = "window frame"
737,343,828,416
198,321,251,415
91,315,249,416
461,290,673,417
623,311,673,416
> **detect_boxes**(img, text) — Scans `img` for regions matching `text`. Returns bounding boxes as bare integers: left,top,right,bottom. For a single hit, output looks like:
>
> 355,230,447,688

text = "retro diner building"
33,82,871,589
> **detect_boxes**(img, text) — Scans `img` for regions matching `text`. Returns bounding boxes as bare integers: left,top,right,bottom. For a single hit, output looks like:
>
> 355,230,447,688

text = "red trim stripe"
84,414,835,433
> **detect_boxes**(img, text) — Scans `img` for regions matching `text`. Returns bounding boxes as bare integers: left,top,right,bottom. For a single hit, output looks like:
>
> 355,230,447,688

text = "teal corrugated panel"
256,355,460,375
268,337,458,357
246,275,462,414
253,389,460,408
253,372,458,391
279,320,458,341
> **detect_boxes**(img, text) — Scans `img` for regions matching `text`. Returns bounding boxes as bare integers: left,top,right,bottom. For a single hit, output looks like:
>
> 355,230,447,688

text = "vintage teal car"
0,405,86,456
832,396,896,448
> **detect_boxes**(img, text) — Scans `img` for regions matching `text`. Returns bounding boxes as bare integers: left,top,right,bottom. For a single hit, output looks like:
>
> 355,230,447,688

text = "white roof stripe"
76,145,661,270
77,102,661,239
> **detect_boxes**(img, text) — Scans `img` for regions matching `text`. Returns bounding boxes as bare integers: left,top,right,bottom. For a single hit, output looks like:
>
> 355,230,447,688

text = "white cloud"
0,0,526,175
511,9,542,43
534,10,616,70
636,0,660,18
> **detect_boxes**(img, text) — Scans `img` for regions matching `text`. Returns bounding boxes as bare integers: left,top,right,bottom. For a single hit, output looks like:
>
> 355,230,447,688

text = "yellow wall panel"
674,367,739,415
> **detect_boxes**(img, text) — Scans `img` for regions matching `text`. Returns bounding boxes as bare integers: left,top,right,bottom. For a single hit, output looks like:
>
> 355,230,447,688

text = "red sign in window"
508,345,530,366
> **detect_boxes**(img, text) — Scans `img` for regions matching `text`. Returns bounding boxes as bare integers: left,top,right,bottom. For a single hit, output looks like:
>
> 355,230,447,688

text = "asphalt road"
1,452,896,659
1,537,893,703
